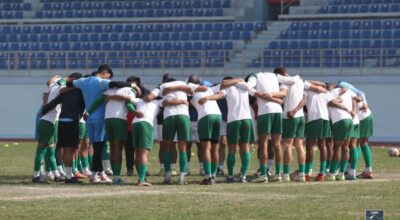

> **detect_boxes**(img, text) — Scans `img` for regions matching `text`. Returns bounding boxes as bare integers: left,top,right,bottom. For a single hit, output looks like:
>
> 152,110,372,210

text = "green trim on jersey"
257,113,283,135
332,119,353,141
282,117,305,139
306,119,331,139
131,121,154,150
360,114,373,138
227,119,255,144
198,114,221,142
37,119,56,144
105,118,127,141
162,115,191,141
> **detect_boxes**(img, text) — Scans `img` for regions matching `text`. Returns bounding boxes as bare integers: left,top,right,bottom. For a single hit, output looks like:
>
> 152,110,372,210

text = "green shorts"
105,118,127,141
54,121,58,142
306,119,331,139
227,119,255,144
282,117,305,139
360,114,373,138
351,124,360,139
162,115,191,141
79,122,89,140
131,121,154,150
257,113,282,135
37,119,56,145
198,114,221,143
332,119,353,141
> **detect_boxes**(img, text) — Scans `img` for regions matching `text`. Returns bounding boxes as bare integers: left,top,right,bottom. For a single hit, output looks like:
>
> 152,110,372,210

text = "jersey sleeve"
303,80,312,90
246,75,257,89
130,97,141,105
151,88,161,97
219,89,227,97
277,74,296,85
98,79,110,91
211,85,220,94
187,82,199,92
72,78,84,89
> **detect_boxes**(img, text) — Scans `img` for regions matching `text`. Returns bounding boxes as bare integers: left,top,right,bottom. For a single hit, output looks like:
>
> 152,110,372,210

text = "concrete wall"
0,78,399,142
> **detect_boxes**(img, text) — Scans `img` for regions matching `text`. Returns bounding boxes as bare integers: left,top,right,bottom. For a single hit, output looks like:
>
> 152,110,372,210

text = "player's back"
224,85,252,123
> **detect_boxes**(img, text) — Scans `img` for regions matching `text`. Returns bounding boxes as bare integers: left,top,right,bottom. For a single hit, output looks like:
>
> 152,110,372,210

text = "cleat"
289,170,299,181
54,176,65,182
253,168,261,177
178,174,187,185
47,173,55,181
294,173,306,182
335,174,345,181
200,178,211,185
216,168,225,176
267,170,273,177
126,170,133,177
89,175,101,183
210,177,216,184
315,173,325,182
357,171,373,179
32,176,49,184
239,177,247,183
100,175,112,183
137,181,152,187
225,176,235,183
112,177,124,185
65,177,83,184
163,176,173,185
305,174,312,182
269,174,282,182
105,169,113,176
325,174,336,181
82,170,92,176
171,170,178,176
74,172,87,179
345,174,357,181
282,174,291,182
252,175,268,183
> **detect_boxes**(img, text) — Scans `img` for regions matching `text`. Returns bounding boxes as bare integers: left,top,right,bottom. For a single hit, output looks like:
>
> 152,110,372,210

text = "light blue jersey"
73,76,110,122
337,80,367,103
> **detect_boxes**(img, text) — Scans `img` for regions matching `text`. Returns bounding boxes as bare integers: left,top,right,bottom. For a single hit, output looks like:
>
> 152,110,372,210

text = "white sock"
84,167,91,173
66,167,72,179
365,167,372,172
218,163,224,170
58,165,65,174
199,163,204,171
349,169,355,176
165,171,171,179
103,160,111,170
171,163,176,170
33,171,41,178
267,159,274,170
92,172,98,178
40,164,45,175
53,170,61,178
160,163,164,170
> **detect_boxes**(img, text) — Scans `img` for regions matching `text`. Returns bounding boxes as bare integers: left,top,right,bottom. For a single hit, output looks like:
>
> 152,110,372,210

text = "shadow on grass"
0,175,35,185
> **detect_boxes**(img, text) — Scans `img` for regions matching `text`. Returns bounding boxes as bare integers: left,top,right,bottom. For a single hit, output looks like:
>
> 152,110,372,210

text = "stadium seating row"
268,39,400,49
319,4,400,13
289,20,400,30
0,11,23,19
0,3,30,10
329,0,398,5
279,30,400,39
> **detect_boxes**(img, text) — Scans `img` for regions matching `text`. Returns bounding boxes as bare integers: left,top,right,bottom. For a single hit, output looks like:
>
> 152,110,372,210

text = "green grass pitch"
0,142,399,220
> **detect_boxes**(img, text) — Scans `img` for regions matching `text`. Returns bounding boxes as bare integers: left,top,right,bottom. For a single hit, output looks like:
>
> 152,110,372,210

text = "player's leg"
358,114,373,179
266,139,274,176
108,118,127,184
305,138,317,181
176,115,191,185
253,114,269,181
226,120,240,182
133,122,153,186
32,120,51,183
238,119,254,183
89,119,108,183
292,117,306,182
162,116,177,184
217,120,227,175
124,130,134,176
268,113,284,182
62,121,82,184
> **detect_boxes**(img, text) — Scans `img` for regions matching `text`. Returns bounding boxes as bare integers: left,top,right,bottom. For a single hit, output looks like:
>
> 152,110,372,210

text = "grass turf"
0,142,399,220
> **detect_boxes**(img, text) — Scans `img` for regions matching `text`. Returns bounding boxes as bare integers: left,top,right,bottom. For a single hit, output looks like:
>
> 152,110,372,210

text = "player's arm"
162,98,189,107
307,83,327,93
277,74,296,85
125,102,136,112
250,89,283,104
198,91,226,105
328,98,351,114
162,85,193,96
42,92,49,105
220,78,243,89
41,94,63,115
268,87,288,98
307,80,326,87
350,97,357,118
144,88,160,102
287,95,307,119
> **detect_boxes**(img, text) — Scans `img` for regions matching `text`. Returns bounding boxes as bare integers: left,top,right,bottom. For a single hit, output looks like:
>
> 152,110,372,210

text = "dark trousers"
124,131,134,171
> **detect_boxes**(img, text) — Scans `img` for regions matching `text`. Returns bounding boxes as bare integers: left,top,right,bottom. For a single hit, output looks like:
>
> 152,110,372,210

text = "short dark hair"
187,74,200,84
68,72,82,80
162,73,175,83
273,67,287,75
97,64,114,78
126,76,141,87
223,76,233,80
84,74,91,78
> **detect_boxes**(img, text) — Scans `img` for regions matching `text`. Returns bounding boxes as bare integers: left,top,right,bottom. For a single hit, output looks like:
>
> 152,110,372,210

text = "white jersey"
41,83,62,123
191,87,221,120
79,117,85,123
247,72,296,115
280,76,305,119
131,98,161,127
304,81,333,122
328,88,357,124
357,102,372,121
221,85,252,123
156,81,198,119
104,87,135,120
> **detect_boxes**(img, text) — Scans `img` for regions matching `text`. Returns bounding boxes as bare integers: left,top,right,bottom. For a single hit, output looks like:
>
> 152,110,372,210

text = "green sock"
72,159,78,173
179,152,188,173
299,163,305,173
227,153,235,176
357,145,362,158
45,148,51,172
260,164,267,176
102,142,110,160
163,152,172,172
361,144,372,168
275,163,282,174
329,160,338,174
326,159,331,171
81,156,89,169
283,164,291,174
112,163,122,176
46,147,57,172
350,147,359,170
240,152,251,176
138,164,148,182
88,154,93,170
339,159,348,173
77,156,83,172
309,161,314,171
305,163,312,174
61,162,65,172
34,147,47,172
211,162,218,175
320,161,327,174
203,161,211,176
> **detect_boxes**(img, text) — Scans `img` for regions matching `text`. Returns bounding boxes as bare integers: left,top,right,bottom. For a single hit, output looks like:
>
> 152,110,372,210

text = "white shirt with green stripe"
247,72,296,115
130,98,161,127
190,87,221,121
104,87,136,120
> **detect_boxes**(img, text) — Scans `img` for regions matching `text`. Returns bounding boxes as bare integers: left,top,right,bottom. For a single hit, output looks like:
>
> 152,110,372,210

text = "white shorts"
191,121,199,142
220,120,227,136
157,124,177,142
